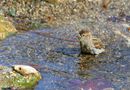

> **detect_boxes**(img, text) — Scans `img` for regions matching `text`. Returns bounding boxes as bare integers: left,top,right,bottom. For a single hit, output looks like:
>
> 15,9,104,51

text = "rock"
13,65,42,80
0,15,17,40
0,65,41,89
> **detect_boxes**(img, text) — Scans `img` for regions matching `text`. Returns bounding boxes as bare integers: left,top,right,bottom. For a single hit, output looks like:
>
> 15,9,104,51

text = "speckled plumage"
78,29,105,55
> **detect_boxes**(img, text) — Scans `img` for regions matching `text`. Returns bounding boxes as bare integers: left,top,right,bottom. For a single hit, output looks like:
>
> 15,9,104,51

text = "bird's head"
79,29,92,39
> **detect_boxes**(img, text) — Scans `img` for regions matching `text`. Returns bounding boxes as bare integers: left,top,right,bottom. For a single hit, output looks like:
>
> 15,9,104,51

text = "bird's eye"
82,34,85,37
19,67,22,70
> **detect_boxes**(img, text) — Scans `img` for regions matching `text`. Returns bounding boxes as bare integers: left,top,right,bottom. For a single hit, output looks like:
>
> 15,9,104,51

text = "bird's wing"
92,38,104,49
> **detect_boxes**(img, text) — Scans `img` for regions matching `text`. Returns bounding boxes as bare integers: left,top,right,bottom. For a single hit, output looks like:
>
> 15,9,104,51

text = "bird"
78,29,105,55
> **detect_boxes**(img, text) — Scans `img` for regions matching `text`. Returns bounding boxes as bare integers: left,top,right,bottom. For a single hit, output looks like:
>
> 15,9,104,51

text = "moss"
0,15,17,40
11,74,38,88
0,66,40,89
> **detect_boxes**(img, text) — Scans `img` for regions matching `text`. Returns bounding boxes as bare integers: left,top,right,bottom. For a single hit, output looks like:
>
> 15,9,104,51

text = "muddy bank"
0,0,129,30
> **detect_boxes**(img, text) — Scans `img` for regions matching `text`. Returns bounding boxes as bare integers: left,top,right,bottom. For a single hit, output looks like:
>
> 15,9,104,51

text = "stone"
13,65,42,80
0,15,17,40
0,65,41,89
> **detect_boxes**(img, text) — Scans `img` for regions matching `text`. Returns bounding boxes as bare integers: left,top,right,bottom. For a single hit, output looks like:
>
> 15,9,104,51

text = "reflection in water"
78,55,97,70
70,54,115,90
77,55,98,79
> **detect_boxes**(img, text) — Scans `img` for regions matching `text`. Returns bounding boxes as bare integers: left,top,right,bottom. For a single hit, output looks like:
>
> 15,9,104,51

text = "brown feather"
93,38,104,49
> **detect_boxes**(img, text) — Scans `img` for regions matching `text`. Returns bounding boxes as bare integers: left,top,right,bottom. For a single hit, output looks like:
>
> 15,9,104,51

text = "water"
0,21,130,90
1,4,130,89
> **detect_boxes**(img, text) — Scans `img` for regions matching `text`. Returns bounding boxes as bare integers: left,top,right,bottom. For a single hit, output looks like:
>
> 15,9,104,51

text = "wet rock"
13,65,42,80
0,15,17,40
0,65,41,89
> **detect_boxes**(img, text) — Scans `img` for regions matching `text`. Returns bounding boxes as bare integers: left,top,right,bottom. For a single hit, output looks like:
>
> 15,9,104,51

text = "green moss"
0,66,40,89
0,15,17,40
11,74,38,88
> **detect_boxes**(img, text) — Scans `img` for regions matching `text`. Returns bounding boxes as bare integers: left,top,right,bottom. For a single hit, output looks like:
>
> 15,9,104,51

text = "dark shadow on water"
54,47,80,57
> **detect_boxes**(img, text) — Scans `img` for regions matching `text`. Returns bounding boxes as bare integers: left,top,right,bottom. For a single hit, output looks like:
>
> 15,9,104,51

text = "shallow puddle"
0,23,129,90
